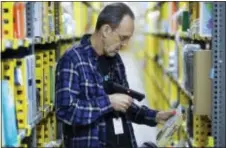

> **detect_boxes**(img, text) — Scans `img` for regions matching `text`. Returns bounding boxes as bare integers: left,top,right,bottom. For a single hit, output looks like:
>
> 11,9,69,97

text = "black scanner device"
103,80,145,102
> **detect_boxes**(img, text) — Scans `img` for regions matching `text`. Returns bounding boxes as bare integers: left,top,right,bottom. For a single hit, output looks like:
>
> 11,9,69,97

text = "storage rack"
143,2,226,147
1,2,101,147
212,2,226,147
1,1,226,148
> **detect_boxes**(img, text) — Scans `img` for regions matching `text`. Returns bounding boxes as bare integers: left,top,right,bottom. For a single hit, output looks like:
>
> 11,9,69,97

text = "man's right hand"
108,93,133,113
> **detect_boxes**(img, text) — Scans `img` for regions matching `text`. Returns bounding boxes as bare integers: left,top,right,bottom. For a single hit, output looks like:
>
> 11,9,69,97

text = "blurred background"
1,1,225,148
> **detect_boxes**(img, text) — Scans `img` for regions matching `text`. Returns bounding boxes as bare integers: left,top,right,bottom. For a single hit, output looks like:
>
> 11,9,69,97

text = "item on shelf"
36,88,41,113
182,44,200,94
25,55,37,125
161,2,170,34
181,11,190,32
169,2,177,34
42,2,49,38
174,139,187,147
186,101,193,138
62,13,75,35
168,51,176,73
48,2,55,35
33,2,43,37
190,2,200,23
2,80,19,147
174,32,181,80
199,2,213,37
50,65,56,104
44,140,62,147
145,2,160,33
1,111,5,147
14,67,23,86
193,50,212,116
177,10,190,33
157,39,164,66
13,2,26,39
156,106,183,147
61,2,75,35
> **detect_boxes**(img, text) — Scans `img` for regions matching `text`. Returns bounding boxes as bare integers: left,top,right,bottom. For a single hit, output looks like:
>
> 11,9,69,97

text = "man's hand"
108,93,133,113
155,110,176,124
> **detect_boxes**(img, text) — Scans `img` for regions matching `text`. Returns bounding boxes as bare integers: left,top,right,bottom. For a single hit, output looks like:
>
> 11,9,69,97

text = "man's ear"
101,24,112,38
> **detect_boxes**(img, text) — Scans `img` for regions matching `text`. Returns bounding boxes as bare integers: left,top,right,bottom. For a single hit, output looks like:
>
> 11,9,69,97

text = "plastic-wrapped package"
33,2,43,37
44,140,62,147
1,112,5,147
61,2,75,35
182,44,200,94
168,50,177,76
199,2,213,37
156,106,183,147
2,80,19,147
25,55,37,125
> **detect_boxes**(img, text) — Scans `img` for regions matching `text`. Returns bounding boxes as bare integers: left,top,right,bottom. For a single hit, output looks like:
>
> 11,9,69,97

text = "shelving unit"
212,2,226,147
1,1,225,148
1,2,101,147
143,1,225,147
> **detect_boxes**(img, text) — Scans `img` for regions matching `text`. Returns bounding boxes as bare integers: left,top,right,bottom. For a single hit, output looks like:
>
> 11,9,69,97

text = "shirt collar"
80,34,99,62
80,34,119,65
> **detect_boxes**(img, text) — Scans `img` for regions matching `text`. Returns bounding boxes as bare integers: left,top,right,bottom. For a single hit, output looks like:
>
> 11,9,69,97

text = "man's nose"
121,40,129,47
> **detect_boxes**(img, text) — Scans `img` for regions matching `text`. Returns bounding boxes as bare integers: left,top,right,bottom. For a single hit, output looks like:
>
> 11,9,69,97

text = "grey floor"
120,50,157,147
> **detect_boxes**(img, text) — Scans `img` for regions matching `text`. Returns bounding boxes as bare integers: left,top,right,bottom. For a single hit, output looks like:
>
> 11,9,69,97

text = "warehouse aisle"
119,50,157,147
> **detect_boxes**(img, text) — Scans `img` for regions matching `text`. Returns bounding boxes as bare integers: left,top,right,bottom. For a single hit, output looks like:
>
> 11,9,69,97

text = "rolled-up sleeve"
55,56,113,126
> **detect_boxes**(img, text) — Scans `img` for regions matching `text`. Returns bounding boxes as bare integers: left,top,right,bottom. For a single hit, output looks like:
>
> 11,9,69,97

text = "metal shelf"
17,108,55,144
2,38,33,50
145,53,194,101
182,122,194,147
212,2,226,147
143,32,212,43
2,35,81,52
17,111,44,143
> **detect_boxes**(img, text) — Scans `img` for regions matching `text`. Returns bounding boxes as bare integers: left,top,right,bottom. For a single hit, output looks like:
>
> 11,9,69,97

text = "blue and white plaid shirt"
55,34,158,148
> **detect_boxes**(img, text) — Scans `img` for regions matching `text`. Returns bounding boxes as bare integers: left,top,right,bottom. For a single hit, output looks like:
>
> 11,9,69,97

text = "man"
55,2,175,148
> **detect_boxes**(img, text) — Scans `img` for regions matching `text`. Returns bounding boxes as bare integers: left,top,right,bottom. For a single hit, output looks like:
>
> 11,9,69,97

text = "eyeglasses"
113,31,130,45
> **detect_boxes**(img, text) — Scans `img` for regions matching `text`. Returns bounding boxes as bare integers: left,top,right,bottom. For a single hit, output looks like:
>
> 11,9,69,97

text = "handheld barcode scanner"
103,80,145,102
103,80,145,118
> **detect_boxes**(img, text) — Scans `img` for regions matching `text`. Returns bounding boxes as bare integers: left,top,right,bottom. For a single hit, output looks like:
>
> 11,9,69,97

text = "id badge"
113,117,124,135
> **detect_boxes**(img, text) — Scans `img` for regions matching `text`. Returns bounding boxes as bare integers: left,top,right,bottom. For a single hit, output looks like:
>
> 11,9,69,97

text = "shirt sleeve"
55,56,113,126
115,54,159,126
127,102,159,126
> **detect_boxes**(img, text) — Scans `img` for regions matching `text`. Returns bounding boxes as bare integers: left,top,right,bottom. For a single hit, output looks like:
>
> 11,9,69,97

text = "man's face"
102,15,134,57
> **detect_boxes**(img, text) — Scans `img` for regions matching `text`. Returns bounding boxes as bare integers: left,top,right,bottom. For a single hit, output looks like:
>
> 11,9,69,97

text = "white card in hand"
113,118,124,135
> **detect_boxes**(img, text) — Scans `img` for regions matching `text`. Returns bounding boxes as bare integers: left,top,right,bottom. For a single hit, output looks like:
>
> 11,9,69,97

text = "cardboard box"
193,50,212,116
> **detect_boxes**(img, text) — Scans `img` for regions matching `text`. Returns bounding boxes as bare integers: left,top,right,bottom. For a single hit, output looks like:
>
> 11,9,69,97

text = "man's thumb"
166,110,176,116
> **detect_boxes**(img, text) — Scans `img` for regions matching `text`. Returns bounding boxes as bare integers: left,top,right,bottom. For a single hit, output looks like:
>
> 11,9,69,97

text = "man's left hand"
155,110,176,124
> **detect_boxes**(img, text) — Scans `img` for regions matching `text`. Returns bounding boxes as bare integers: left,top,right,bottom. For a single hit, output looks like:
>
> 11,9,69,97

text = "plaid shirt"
55,34,158,148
